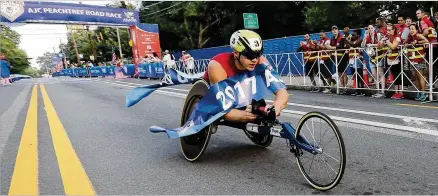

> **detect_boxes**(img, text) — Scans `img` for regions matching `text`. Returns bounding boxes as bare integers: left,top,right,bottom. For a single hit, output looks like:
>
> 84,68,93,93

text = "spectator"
375,17,387,39
0,53,12,85
162,50,176,72
406,24,429,101
397,16,414,84
297,34,318,92
396,16,410,42
346,29,365,96
416,8,437,83
180,51,195,74
435,12,438,29
406,17,413,27
362,24,386,98
152,52,161,62
316,31,334,93
382,24,403,99
326,25,349,94
343,27,351,40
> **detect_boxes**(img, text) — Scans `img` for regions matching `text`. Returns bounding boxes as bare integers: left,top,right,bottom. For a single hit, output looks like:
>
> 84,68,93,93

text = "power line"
143,5,186,20
143,2,185,17
142,1,165,9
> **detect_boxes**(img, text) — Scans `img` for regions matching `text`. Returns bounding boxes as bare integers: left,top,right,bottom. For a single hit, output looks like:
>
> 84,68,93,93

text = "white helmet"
230,29,263,57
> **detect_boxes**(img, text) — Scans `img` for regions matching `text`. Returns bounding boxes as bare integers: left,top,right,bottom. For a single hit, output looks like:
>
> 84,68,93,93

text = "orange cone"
351,76,356,88
363,67,370,87
387,72,394,83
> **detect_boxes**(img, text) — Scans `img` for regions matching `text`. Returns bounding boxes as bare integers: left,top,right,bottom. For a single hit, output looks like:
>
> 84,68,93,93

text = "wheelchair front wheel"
294,111,346,191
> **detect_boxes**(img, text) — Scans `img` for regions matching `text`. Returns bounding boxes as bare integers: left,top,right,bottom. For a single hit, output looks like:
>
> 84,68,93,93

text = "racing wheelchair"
177,78,346,191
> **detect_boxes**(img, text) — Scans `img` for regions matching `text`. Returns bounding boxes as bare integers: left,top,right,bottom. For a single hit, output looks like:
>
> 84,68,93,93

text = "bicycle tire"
294,111,346,191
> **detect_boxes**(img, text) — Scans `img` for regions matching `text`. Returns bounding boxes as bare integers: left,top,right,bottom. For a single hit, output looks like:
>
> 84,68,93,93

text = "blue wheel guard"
125,64,287,139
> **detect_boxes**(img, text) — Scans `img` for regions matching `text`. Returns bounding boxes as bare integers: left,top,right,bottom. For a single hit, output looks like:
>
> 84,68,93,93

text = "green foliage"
21,66,45,78
140,1,307,51
0,25,30,74
36,52,55,72
57,1,438,59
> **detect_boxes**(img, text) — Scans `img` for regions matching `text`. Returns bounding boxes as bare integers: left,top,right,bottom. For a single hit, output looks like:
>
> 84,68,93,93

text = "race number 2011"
216,76,256,110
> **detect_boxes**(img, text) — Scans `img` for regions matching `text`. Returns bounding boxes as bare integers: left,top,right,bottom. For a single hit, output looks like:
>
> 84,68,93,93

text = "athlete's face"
234,51,260,71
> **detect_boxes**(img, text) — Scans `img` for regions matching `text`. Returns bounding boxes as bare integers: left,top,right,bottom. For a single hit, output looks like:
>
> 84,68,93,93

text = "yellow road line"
40,84,95,195
395,103,438,109
9,85,39,195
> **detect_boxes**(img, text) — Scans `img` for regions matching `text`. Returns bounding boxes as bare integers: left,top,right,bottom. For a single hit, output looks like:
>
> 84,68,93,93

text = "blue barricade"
90,67,102,77
149,63,156,78
64,68,73,77
107,66,115,76
73,68,79,77
155,63,164,79
78,68,88,77
99,66,108,76
137,62,165,79
138,64,147,78
123,64,135,76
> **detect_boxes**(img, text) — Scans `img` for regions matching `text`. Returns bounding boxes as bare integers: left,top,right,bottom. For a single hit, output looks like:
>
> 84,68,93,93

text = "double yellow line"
8,84,95,195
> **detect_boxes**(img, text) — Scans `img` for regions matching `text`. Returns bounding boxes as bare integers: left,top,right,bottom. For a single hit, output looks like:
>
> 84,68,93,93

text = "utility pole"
116,27,123,62
60,39,67,69
71,29,80,63
86,25,97,64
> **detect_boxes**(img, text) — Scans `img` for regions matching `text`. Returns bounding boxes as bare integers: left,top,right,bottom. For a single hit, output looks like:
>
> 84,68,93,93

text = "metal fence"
170,43,438,101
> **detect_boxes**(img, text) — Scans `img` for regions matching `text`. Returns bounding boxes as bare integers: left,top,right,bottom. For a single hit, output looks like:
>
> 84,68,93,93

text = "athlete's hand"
266,104,281,117
242,105,258,122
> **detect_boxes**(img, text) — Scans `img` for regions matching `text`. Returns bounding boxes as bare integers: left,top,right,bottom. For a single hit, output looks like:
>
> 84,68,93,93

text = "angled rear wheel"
179,79,212,162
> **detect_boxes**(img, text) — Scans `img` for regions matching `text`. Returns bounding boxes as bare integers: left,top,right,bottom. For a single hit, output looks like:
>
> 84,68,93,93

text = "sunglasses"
242,50,262,60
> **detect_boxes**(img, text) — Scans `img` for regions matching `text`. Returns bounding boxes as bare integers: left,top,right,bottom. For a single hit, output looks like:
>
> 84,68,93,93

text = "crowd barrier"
51,44,438,101
263,42,438,101
52,63,166,79
7,74,32,83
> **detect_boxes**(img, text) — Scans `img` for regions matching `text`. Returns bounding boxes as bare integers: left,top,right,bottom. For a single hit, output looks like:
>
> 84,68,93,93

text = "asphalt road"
1,77,438,195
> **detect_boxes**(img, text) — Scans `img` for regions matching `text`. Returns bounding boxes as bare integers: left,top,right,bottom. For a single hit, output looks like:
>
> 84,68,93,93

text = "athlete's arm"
272,89,289,116
207,60,257,123
259,56,289,116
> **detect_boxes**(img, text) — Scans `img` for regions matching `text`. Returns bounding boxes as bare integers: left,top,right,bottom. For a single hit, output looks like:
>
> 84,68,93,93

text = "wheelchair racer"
203,30,289,123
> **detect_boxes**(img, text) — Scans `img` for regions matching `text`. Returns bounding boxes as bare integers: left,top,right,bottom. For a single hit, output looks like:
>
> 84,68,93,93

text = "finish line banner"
0,1,139,25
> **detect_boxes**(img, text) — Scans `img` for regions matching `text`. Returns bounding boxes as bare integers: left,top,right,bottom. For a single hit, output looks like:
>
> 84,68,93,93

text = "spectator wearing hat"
326,25,349,94
162,50,176,72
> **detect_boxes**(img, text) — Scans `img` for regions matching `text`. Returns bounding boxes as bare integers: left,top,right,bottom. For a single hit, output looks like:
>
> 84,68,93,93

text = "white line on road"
95,79,190,92
281,109,438,137
97,80,438,137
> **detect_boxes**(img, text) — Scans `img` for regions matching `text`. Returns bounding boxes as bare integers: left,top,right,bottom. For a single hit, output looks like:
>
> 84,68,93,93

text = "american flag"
112,52,117,63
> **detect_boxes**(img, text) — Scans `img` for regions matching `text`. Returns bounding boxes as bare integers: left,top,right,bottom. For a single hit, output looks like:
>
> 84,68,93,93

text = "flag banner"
126,62,286,139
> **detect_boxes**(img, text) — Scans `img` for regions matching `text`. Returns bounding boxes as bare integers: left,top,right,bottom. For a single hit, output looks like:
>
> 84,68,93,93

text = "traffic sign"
243,13,259,29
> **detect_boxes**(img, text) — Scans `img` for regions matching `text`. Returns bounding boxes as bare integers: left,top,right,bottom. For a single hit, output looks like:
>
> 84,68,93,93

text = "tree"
36,52,56,73
304,1,438,31
61,1,136,63
0,25,30,74
139,1,307,51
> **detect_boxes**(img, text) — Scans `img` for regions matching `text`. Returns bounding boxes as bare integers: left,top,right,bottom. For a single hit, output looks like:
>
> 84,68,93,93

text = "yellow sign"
66,25,85,31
